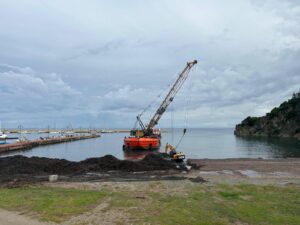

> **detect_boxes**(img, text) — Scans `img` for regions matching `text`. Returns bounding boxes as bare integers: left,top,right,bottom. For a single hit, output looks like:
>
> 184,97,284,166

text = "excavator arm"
146,60,197,131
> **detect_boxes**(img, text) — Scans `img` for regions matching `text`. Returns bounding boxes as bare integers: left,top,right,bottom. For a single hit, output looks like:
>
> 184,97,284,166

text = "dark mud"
0,154,180,175
0,154,198,184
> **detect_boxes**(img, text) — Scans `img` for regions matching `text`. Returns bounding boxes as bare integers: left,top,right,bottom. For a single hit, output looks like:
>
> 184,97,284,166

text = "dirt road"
0,209,51,225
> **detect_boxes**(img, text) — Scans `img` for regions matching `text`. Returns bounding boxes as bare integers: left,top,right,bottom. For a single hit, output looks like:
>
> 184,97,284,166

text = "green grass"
137,184,300,225
0,184,299,224
0,186,108,222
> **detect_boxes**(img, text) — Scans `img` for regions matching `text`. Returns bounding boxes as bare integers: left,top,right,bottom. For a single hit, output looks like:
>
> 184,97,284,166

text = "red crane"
123,60,197,151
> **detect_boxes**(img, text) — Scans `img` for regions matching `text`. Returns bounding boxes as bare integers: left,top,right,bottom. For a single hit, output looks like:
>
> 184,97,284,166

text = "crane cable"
171,103,174,145
135,72,181,128
133,84,171,129
139,72,179,118
174,64,196,150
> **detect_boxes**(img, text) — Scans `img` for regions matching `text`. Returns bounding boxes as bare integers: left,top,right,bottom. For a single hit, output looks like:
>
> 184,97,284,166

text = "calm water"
1,128,300,161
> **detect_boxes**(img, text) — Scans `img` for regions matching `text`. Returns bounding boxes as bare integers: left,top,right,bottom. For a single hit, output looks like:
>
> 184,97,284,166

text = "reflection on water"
123,149,159,160
235,136,300,158
0,128,299,161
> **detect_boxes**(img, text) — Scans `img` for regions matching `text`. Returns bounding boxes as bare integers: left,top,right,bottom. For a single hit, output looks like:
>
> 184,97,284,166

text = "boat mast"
146,60,197,132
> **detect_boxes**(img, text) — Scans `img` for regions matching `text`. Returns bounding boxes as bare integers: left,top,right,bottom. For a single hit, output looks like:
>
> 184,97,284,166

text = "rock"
49,174,58,182
188,176,206,183
235,92,300,139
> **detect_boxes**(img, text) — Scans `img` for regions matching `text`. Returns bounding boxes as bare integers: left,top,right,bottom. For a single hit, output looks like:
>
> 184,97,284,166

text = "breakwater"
0,134,100,154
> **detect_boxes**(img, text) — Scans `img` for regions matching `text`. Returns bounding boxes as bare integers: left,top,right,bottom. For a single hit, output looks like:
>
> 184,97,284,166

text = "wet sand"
188,158,300,173
187,158,300,185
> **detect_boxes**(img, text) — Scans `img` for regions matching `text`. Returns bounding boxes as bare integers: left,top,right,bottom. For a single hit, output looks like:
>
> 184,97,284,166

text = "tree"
292,91,300,99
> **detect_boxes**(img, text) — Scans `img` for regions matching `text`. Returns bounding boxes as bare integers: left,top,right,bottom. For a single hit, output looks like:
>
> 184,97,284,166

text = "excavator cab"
164,143,185,162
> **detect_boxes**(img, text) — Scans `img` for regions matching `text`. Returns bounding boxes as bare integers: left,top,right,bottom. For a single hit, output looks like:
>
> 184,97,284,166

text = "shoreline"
0,157,300,225
186,158,300,186
188,157,300,173
1,155,300,186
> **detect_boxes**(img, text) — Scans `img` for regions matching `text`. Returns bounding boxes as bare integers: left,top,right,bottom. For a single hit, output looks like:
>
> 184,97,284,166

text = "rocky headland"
235,92,300,139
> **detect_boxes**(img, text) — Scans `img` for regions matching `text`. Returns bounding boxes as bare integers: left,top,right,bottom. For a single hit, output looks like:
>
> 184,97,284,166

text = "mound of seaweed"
0,153,178,176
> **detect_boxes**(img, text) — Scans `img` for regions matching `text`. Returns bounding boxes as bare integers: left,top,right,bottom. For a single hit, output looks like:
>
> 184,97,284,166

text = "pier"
0,134,100,154
2,129,129,134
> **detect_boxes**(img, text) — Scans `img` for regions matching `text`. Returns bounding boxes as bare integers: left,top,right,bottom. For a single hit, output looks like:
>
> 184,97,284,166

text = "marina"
0,128,299,161
0,134,100,154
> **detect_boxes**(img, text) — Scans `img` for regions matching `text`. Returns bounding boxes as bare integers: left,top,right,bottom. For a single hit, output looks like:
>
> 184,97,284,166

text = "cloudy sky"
0,0,299,129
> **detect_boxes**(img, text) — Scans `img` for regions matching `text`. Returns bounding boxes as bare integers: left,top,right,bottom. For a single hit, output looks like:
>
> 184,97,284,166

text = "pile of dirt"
0,153,179,176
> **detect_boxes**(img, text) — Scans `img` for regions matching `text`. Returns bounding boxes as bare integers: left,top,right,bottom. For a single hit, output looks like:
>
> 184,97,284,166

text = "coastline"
0,157,300,225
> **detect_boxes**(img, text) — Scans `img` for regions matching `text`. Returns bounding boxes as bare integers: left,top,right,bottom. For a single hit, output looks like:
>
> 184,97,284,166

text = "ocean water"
0,128,299,161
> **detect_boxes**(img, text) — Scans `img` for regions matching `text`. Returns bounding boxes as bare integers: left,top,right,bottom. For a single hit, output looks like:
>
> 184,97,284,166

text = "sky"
0,0,299,129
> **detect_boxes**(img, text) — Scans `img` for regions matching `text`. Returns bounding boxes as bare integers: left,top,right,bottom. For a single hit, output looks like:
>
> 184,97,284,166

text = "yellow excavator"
164,143,185,162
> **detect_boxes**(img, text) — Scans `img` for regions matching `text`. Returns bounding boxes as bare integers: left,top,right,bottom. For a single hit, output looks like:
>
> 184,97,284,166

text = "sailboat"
0,122,7,144
0,132,7,139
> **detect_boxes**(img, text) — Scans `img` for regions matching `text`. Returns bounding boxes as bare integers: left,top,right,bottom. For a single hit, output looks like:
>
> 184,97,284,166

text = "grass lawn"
0,186,108,222
0,183,299,224
140,184,300,225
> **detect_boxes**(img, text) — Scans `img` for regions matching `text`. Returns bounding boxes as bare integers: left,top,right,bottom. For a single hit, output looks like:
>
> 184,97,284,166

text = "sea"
0,128,299,161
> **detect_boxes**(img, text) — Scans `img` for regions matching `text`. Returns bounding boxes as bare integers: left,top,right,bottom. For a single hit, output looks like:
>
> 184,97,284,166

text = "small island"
235,92,300,139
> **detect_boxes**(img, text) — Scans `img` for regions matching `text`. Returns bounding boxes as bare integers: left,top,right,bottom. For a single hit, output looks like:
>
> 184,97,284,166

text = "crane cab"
130,129,145,138
130,128,161,138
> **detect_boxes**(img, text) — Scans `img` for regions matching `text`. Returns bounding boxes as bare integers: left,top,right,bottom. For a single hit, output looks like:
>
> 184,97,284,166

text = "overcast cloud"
0,0,299,128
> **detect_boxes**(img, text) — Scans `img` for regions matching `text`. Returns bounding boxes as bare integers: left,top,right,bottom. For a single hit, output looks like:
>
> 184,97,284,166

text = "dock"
2,129,130,134
0,134,100,154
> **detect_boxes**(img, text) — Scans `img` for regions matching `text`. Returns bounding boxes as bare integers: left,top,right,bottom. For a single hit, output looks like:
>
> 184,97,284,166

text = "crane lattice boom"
146,60,197,131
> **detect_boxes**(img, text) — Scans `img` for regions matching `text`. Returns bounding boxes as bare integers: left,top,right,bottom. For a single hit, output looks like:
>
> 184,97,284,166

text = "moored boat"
0,131,7,144
123,131,161,151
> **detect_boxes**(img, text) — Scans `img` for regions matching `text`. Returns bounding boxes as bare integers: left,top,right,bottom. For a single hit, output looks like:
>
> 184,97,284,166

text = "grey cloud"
0,64,85,126
64,39,126,61
0,0,300,128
